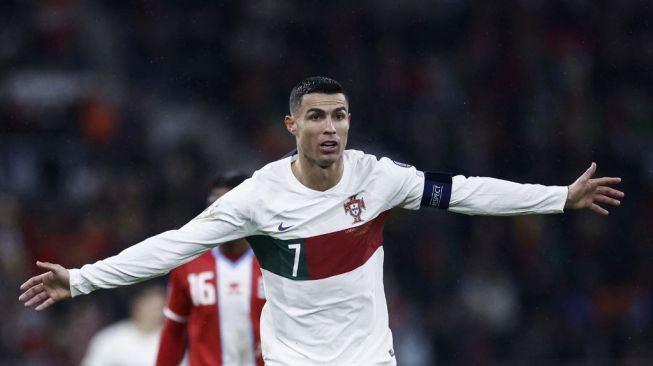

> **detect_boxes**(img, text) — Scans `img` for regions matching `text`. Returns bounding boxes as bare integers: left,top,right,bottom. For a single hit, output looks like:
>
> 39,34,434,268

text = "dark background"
1,0,651,365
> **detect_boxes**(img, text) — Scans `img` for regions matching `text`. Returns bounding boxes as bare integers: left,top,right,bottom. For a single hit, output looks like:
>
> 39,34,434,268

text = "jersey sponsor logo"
277,222,293,231
228,282,240,294
343,194,366,224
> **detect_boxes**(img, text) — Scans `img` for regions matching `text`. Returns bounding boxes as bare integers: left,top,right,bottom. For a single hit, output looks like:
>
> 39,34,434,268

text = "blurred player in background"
156,172,265,366
81,283,165,366
20,77,623,366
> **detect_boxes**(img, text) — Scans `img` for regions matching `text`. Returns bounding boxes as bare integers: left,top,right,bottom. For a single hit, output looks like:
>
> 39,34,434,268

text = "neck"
292,153,344,191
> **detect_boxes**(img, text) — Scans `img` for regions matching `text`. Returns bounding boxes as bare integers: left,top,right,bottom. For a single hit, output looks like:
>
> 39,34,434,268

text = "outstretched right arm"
67,224,225,297
19,179,257,310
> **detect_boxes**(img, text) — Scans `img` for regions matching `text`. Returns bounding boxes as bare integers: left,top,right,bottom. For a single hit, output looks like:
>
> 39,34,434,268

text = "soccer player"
156,172,265,366
20,77,624,366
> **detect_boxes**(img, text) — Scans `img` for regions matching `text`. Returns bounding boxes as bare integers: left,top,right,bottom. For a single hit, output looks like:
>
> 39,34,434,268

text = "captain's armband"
420,172,453,209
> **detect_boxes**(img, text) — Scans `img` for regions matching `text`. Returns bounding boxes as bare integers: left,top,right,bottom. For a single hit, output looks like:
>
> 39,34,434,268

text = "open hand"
19,261,71,311
565,162,624,215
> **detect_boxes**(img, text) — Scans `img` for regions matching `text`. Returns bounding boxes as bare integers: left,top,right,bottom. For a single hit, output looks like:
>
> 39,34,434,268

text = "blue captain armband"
420,172,453,209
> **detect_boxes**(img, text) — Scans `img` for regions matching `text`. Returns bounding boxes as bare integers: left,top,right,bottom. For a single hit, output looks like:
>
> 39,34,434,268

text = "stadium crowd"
1,0,651,365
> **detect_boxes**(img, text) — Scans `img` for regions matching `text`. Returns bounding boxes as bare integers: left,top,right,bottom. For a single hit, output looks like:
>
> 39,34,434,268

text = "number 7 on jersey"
288,243,301,277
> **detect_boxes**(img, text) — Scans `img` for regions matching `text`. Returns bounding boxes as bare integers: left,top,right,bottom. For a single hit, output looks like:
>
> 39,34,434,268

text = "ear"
284,115,297,136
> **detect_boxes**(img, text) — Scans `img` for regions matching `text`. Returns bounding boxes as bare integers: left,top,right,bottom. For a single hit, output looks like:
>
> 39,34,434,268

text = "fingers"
36,261,60,272
24,289,50,307
20,261,69,311
583,162,597,179
571,163,623,216
20,261,61,291
592,177,622,186
35,298,56,311
595,194,621,207
20,273,47,291
19,282,45,302
597,186,624,198
590,203,609,216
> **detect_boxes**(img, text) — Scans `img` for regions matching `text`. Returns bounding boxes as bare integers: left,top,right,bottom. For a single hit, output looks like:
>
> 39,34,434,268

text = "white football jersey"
70,149,567,366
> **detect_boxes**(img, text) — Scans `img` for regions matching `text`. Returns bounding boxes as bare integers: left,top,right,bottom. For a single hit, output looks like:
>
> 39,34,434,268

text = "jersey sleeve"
69,178,260,297
376,157,425,210
447,175,568,215
156,319,187,366
163,268,191,323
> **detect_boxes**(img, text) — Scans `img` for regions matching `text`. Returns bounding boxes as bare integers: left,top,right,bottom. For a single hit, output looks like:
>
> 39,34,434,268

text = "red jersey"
159,248,265,366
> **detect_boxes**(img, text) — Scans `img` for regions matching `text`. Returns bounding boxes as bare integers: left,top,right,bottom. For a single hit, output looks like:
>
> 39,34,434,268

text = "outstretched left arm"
565,162,624,215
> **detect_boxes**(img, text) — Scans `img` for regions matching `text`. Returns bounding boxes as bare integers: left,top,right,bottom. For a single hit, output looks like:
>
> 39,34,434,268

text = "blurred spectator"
81,284,165,366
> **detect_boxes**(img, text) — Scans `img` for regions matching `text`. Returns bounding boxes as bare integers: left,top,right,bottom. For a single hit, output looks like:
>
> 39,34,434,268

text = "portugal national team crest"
344,194,366,224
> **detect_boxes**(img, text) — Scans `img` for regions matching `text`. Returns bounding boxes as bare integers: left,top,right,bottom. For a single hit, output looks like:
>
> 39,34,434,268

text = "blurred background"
1,0,652,365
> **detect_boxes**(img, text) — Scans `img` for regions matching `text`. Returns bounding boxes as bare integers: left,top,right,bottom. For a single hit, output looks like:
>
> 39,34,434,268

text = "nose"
323,118,336,134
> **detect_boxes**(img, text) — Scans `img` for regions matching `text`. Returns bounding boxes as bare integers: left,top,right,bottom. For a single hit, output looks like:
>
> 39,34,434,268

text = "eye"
335,113,346,121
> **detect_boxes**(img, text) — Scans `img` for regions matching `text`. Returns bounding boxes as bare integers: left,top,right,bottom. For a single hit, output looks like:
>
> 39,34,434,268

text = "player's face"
285,93,350,168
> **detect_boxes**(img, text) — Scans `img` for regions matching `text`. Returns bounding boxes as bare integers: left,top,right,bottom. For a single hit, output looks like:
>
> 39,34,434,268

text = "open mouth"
319,141,339,153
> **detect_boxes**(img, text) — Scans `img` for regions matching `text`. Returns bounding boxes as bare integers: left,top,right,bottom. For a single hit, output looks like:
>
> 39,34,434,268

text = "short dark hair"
289,76,348,115
210,171,250,190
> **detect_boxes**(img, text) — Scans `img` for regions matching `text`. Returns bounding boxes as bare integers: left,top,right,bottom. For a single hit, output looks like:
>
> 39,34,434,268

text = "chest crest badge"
344,194,366,224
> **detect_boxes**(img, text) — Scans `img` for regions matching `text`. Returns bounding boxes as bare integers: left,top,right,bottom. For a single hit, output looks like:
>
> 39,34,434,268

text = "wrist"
564,185,571,209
